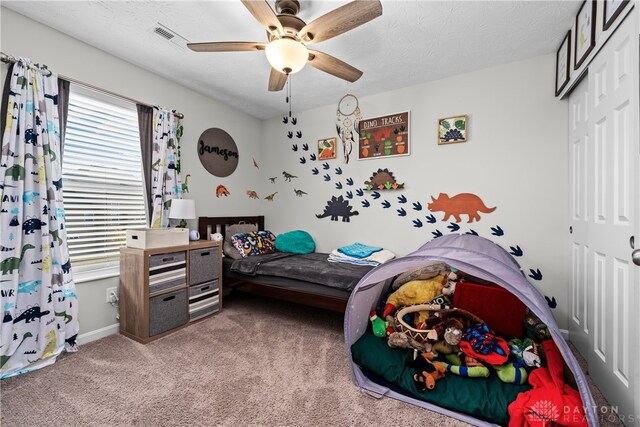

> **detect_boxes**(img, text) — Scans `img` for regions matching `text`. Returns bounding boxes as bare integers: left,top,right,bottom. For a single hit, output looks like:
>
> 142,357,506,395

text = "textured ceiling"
2,1,580,119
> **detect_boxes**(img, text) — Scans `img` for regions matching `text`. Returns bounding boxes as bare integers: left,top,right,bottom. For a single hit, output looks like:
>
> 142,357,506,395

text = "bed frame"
198,216,349,313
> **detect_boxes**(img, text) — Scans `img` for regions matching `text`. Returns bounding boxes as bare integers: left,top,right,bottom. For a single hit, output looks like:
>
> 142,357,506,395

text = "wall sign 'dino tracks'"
197,128,239,177
358,111,409,160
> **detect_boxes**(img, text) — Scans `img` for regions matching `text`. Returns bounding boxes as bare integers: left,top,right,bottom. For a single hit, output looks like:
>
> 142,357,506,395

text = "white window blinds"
62,87,146,267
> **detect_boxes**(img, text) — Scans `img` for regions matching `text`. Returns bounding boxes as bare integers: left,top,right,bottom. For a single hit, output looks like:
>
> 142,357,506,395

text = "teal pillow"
275,230,315,254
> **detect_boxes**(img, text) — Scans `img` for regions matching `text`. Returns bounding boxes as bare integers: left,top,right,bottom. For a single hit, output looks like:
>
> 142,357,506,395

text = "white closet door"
569,75,590,358
569,12,639,424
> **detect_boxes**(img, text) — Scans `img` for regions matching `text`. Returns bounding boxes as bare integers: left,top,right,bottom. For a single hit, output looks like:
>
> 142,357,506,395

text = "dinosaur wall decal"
316,196,359,222
427,193,496,223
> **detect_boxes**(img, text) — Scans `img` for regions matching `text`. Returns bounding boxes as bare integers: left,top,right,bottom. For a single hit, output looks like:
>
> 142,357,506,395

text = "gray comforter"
229,252,373,291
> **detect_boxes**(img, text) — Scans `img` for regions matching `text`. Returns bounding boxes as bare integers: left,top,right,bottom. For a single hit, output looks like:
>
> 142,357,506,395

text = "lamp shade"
169,198,196,220
265,38,308,74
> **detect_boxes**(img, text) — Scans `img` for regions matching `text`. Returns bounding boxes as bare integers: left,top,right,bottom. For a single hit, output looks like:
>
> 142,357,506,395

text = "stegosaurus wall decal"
315,196,359,222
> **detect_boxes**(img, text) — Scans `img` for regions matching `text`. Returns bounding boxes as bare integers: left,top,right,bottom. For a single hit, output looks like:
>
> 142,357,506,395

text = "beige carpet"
0,293,622,426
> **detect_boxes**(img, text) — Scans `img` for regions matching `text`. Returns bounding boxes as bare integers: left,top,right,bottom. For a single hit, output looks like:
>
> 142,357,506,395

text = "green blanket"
351,332,531,425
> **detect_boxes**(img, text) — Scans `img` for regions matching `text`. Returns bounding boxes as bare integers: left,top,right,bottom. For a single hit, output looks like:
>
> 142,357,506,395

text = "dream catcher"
336,94,361,164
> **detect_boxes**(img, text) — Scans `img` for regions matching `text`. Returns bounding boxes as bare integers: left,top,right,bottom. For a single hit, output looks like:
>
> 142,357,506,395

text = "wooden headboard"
198,216,265,241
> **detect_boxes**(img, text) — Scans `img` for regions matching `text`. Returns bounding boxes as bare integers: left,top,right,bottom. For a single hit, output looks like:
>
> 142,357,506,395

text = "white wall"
261,54,570,328
1,7,264,339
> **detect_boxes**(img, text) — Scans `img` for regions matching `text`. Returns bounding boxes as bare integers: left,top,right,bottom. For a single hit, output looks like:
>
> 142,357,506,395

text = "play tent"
344,234,597,426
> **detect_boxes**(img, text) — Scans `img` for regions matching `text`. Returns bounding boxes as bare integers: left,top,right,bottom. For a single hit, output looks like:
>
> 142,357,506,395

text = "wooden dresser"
119,240,222,343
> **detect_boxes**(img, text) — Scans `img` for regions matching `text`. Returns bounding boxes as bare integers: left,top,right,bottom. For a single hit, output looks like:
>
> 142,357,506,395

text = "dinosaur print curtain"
0,59,78,378
149,107,183,228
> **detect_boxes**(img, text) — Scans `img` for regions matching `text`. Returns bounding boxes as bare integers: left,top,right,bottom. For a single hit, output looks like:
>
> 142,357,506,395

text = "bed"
198,216,373,313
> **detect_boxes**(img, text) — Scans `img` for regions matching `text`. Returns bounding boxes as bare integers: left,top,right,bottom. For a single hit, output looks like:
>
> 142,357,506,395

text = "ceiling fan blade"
299,0,382,45
187,41,265,52
307,50,363,83
240,0,283,36
268,68,288,91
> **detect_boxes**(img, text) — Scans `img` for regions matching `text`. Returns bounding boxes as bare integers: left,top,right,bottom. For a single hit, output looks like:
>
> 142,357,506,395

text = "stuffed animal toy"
387,332,426,352
423,340,460,357
509,338,542,368
495,363,529,385
442,322,464,345
382,275,448,318
369,311,387,338
429,294,451,308
419,308,484,342
411,352,446,392
523,309,552,341
459,323,510,366
434,353,490,378
413,294,452,326
419,317,466,345
428,339,458,355
442,271,458,296
391,262,450,291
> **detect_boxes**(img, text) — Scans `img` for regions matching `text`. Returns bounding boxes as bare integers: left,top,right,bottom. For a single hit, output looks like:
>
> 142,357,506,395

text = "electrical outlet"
106,287,117,303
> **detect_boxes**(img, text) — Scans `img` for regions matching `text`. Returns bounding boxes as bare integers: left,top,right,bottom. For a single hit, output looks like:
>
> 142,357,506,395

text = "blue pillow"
275,230,315,254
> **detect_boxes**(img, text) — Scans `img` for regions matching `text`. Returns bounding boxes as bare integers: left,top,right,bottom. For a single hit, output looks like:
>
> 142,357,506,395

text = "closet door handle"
632,249,640,267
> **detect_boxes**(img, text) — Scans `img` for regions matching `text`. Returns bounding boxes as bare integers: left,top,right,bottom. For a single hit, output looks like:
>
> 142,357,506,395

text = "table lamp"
169,198,195,229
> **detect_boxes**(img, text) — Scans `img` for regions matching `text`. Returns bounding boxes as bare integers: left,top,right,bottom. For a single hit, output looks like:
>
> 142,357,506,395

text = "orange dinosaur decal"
215,185,230,198
427,193,496,223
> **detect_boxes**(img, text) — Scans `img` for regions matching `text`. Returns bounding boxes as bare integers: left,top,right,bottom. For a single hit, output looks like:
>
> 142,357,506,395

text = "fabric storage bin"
149,252,186,294
188,280,220,321
126,228,188,249
189,247,219,285
149,289,188,336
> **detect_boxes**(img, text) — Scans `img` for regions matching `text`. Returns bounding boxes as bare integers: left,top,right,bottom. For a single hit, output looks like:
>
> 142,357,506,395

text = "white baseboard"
77,323,119,346
559,328,569,340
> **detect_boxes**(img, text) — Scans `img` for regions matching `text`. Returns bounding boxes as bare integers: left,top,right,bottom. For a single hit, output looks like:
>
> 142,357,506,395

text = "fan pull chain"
285,77,289,105
287,75,293,118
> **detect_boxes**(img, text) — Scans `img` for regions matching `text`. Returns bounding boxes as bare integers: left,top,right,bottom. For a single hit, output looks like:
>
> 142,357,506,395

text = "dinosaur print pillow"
232,231,277,258
224,223,258,259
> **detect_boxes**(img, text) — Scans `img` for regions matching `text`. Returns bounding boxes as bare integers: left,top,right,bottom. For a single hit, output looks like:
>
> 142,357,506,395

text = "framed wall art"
555,30,571,96
358,111,409,160
438,115,467,145
574,0,596,70
603,0,630,31
317,137,337,160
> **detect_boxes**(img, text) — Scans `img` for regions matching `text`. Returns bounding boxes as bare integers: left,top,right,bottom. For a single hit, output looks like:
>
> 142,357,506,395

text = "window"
62,85,146,279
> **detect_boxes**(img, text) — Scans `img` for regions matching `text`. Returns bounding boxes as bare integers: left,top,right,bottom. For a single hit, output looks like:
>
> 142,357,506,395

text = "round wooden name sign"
197,128,239,177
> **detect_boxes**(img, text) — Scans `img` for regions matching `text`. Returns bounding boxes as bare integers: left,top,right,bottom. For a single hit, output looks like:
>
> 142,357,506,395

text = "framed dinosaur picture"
317,137,337,160
358,111,409,160
438,115,467,145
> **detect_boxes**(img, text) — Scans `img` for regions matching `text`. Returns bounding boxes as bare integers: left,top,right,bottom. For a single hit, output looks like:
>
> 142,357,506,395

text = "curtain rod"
0,51,184,119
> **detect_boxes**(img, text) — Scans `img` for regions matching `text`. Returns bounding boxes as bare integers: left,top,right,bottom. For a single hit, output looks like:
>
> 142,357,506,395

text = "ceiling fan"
187,0,383,91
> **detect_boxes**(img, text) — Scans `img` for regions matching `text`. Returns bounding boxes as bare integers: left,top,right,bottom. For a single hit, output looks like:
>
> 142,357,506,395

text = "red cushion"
453,281,526,338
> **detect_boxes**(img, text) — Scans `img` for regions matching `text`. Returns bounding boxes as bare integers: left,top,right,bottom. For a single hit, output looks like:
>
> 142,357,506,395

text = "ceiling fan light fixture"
265,38,308,74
